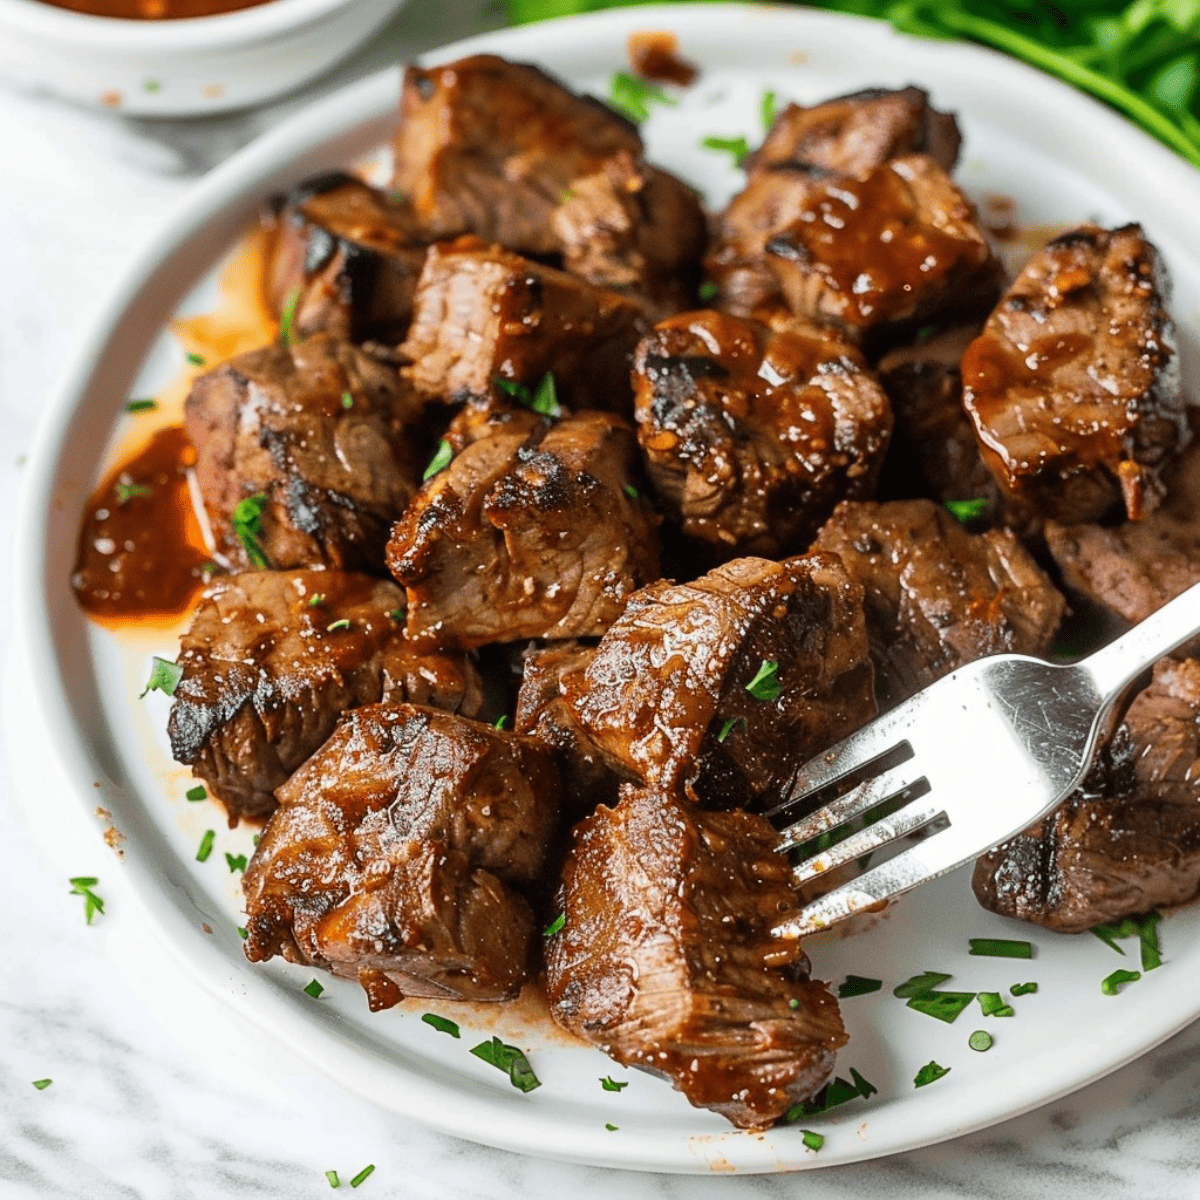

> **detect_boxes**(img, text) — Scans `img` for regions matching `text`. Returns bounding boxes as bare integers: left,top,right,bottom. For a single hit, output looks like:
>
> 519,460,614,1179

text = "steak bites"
243,703,561,1007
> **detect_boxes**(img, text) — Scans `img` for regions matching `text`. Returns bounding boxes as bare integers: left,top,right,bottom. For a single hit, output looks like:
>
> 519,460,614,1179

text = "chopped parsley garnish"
326,619,351,633
225,853,247,874
976,991,1015,1018
238,927,248,940
837,975,883,998
1092,911,1164,971
341,391,354,410
600,1076,627,1092
423,439,453,481
623,483,639,500
913,1060,950,1088
144,79,161,93
944,498,989,523
496,373,561,418
800,1129,825,1152
700,134,751,168
349,1164,375,1188
787,1067,876,1118
232,493,270,569
893,970,952,998
308,593,326,608
125,398,158,413
386,608,404,621
698,280,720,302
186,352,206,367
279,286,302,347
968,1030,994,1052
907,991,976,1023
1101,968,1141,996
543,912,565,937
304,978,325,999
494,715,510,731
761,88,779,133
326,1170,340,1188
717,717,745,743
421,1012,461,1038
196,830,215,863
185,785,207,802
31,1079,52,1090
745,659,782,701
608,69,676,123
470,1037,541,1092
968,937,1033,959
114,479,152,506
68,877,104,924
139,656,183,698
1010,981,1039,997
605,1123,618,1131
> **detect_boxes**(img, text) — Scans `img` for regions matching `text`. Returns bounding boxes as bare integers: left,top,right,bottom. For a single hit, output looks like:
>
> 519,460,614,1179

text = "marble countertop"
4,2,1200,1195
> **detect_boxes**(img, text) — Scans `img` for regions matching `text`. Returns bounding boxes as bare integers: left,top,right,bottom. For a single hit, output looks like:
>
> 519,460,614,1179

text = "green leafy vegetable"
1010,981,1039,996
470,1037,542,1092
907,991,976,1023
745,658,782,701
977,991,1015,1017
496,373,562,417
944,498,989,523
837,974,883,998
893,970,952,998
140,656,183,698
600,1076,628,1091
717,716,746,743
700,133,751,167
31,1079,52,1090
801,1129,825,1151
608,68,677,123
787,1066,876,1118
196,830,215,863
232,493,270,569
423,439,453,481
225,853,247,874
422,1012,461,1037
543,912,566,936
125,398,158,413
968,1029,994,1052
185,785,207,801
349,1164,375,1188
913,1060,951,1088
1092,911,1164,969
68,877,104,924
304,978,325,999
1101,967,1142,995
968,937,1033,959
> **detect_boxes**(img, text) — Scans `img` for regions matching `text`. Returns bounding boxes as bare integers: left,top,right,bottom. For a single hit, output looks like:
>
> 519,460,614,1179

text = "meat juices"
633,310,892,559
961,224,1188,524
813,500,1064,709
185,333,424,573
399,237,647,414
263,172,427,345
167,570,482,824
564,553,875,808
546,784,847,1128
388,409,661,650
973,658,1200,930
243,703,561,1008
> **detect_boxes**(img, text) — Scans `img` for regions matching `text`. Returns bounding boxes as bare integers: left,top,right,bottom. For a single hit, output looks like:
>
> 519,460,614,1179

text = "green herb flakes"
1092,911,1164,970
231,493,270,569
761,88,779,133
186,352,206,367
700,134,751,167
68,876,104,924
470,1037,541,1092
341,391,354,410
800,1129,825,1152
349,1164,375,1188
496,373,561,417
1101,968,1142,996
225,853,247,874
968,1030,994,1052
969,937,1033,959
114,480,152,506
605,1123,619,1131
623,482,639,500
608,69,676,123
913,1060,950,1088
238,927,248,940
326,1170,340,1188
745,658,782,701
31,1079,52,1090
125,398,158,413
140,656,183,698
907,991,976,1023
717,717,746,743
600,1076,627,1092
494,715,510,731
543,912,565,937
185,785,207,802
326,619,351,633
944,498,989,523
279,286,302,347
976,991,1015,1018
1010,982,1039,997
698,280,720,303
421,1013,460,1038
789,1067,876,1118
196,830,215,863
308,593,326,608
304,978,325,999
893,970,952,998
837,975,883,998
423,439,453,481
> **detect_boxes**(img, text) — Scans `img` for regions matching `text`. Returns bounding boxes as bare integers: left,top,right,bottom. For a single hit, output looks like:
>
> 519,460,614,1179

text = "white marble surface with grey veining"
4,2,1200,1195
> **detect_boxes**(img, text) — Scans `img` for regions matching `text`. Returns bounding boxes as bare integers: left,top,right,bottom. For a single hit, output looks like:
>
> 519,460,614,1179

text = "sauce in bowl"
37,0,270,19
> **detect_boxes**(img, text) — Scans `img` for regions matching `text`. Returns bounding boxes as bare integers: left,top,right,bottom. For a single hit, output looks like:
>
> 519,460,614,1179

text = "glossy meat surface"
545,784,846,1128
167,570,482,824
633,310,891,558
563,553,875,808
961,224,1187,524
185,334,423,573
243,703,561,1007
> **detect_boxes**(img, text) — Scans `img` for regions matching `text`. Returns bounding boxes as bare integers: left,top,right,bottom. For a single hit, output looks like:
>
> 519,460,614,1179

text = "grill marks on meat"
763,154,1000,345
185,334,423,573
243,703,561,1007
972,658,1200,931
813,500,1064,709
546,784,846,1129
633,310,891,559
167,570,483,824
563,553,875,808
264,172,426,344
961,224,1187,525
708,87,962,317
399,237,646,413
387,410,661,649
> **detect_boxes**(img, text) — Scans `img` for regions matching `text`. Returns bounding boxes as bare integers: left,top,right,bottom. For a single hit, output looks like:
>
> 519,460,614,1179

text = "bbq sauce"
72,425,211,627
38,0,269,19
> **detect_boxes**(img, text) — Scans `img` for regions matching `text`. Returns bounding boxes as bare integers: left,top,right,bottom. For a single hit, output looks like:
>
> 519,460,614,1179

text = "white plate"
16,3,1200,1174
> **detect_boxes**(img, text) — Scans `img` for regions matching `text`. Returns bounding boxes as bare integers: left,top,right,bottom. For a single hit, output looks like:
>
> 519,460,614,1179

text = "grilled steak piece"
387,409,661,650
243,703,561,1007
875,323,1003,521
632,310,891,559
551,149,706,317
1045,433,1200,626
961,224,1187,525
812,499,1064,709
972,657,1200,931
764,154,1000,346
264,172,426,344
392,54,641,257
546,783,846,1129
185,333,424,573
563,553,875,809
513,641,619,819
707,87,962,317
167,570,483,824
399,237,646,413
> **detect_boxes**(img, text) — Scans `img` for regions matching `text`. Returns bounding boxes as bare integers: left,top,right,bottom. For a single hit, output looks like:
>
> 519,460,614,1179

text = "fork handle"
1081,579,1200,703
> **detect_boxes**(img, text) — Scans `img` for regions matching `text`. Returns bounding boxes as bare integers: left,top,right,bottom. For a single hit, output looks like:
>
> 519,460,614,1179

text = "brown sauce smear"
627,31,698,86
38,0,269,19
72,426,211,627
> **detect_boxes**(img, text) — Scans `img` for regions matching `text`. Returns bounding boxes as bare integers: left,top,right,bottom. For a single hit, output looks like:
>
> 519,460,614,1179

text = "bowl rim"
0,0,367,48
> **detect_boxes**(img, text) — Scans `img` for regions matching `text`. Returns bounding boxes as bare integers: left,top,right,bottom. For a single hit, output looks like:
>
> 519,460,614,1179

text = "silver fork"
769,579,1200,939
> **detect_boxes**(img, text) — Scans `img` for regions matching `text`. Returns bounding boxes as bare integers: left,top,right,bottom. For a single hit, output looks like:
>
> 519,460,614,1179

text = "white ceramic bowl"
0,0,410,115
